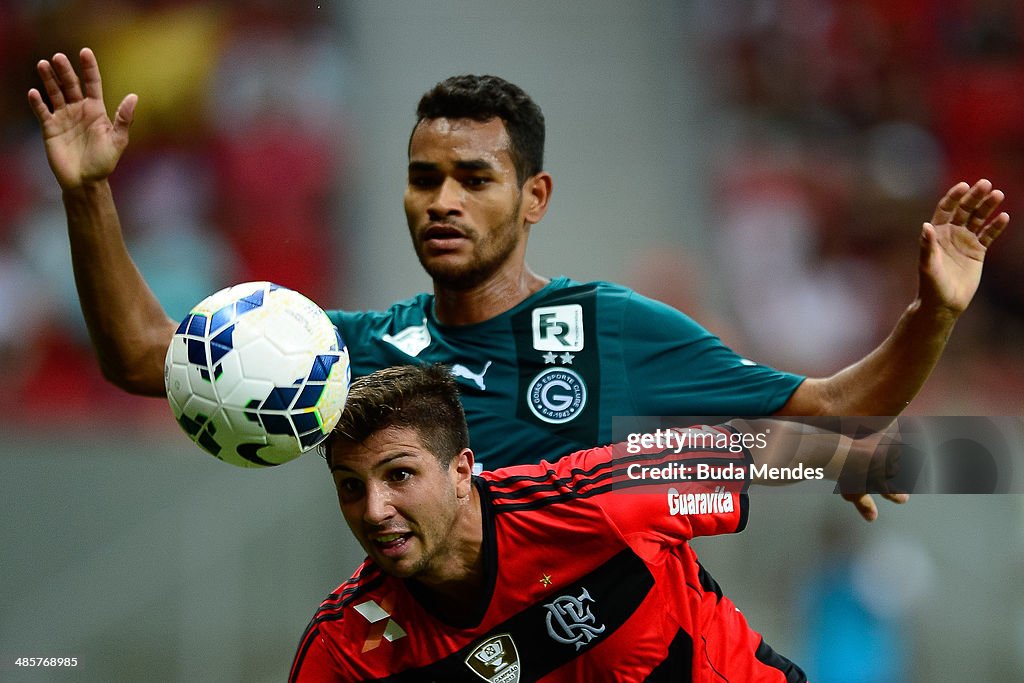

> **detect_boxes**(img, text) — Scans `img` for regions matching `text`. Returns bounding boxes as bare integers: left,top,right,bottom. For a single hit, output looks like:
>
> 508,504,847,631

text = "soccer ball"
164,282,350,467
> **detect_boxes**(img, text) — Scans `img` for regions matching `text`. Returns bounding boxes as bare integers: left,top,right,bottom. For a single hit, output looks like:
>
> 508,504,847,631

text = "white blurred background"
1,1,1022,680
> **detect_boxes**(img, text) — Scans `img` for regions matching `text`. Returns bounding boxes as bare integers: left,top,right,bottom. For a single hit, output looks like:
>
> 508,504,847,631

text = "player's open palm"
27,48,137,190
919,179,1009,314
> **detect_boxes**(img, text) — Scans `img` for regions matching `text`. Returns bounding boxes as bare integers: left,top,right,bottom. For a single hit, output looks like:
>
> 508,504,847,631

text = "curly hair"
413,74,545,185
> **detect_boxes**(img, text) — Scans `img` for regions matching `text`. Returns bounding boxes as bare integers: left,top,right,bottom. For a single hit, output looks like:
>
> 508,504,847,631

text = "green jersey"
328,277,803,469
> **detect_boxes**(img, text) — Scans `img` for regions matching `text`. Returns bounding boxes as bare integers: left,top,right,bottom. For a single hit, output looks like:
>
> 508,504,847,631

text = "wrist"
909,295,961,327
62,179,112,202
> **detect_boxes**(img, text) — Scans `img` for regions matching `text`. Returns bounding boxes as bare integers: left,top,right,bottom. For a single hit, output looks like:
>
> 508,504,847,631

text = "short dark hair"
414,74,545,185
323,364,469,468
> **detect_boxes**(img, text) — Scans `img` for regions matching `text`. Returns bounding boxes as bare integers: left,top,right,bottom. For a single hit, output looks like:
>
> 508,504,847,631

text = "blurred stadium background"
1,1,1022,680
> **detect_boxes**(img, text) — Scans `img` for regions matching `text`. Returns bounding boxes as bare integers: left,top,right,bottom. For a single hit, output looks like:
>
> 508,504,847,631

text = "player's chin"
420,259,493,291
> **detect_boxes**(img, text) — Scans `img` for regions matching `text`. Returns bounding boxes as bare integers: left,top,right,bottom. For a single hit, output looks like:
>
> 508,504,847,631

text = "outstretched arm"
778,179,1009,417
738,418,909,521
28,48,176,396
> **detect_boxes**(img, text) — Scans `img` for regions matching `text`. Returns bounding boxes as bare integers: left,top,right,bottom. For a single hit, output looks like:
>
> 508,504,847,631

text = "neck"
433,266,549,325
411,486,487,622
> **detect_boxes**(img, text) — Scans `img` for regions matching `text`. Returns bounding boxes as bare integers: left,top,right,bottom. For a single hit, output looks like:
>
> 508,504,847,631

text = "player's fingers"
79,47,104,102
951,179,993,226
26,88,52,123
51,51,84,103
967,189,1005,232
978,212,1010,249
932,181,971,225
843,492,878,522
882,492,910,505
35,58,66,110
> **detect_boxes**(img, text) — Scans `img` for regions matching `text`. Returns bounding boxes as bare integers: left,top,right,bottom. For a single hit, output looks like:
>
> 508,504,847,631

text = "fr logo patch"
532,304,584,352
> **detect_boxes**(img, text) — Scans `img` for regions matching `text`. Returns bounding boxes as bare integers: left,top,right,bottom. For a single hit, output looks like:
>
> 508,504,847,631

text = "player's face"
405,117,529,289
330,427,473,582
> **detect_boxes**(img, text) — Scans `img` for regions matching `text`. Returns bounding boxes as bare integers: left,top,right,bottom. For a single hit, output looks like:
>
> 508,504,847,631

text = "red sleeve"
551,425,752,549
289,623,346,683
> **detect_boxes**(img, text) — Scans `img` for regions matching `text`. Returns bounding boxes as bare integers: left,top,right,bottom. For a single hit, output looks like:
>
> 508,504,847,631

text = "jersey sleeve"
289,622,348,683
620,291,804,417
551,429,752,556
326,300,433,380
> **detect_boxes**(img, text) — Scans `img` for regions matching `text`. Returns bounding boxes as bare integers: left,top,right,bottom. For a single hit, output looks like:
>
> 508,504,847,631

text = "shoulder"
311,560,389,628
291,561,390,680
481,445,618,509
326,293,433,328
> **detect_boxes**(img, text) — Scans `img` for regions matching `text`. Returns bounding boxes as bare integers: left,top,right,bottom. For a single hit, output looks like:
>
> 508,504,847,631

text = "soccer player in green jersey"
29,48,1007,519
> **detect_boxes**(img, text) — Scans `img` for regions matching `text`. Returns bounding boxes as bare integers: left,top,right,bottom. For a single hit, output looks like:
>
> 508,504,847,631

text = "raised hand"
27,47,137,190
919,179,1009,314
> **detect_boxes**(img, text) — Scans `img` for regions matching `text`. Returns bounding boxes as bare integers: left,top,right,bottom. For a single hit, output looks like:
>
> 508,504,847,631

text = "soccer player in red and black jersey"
290,364,903,682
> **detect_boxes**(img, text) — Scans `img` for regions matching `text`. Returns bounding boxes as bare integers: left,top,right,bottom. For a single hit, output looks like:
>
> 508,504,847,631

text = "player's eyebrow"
330,452,417,473
407,159,496,173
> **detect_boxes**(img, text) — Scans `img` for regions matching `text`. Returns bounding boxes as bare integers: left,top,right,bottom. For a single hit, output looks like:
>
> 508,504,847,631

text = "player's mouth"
422,223,469,250
371,531,413,558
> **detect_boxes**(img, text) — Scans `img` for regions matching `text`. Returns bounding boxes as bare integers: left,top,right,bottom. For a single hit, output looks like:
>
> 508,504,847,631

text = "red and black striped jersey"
290,428,806,682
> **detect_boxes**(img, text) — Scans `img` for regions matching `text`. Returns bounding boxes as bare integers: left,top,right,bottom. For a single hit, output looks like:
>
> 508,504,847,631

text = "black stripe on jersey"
754,637,808,683
291,566,392,681
695,560,725,601
360,548,656,682
490,447,745,495
319,562,380,603
486,454,749,513
643,628,694,681
288,622,320,683
314,569,389,621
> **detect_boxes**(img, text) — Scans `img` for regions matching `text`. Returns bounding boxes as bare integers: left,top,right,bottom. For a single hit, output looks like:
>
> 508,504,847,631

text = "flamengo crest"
544,587,606,650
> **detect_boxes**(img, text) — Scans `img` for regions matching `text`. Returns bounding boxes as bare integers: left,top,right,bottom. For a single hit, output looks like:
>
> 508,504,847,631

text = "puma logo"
451,361,493,391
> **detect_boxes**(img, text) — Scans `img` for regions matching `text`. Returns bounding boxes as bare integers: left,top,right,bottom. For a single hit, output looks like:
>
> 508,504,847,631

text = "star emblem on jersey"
464,633,521,683
542,352,558,364
558,352,574,365
354,598,407,653
539,573,552,587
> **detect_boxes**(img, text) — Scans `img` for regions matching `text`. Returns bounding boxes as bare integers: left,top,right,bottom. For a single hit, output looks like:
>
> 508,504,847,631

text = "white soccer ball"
164,281,350,467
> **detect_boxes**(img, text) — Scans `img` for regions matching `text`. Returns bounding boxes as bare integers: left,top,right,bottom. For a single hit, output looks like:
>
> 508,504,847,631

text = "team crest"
465,633,521,683
544,588,606,651
526,368,587,424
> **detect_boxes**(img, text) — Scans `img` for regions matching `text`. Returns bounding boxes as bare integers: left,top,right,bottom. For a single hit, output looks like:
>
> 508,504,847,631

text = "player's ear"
453,448,475,498
521,171,552,225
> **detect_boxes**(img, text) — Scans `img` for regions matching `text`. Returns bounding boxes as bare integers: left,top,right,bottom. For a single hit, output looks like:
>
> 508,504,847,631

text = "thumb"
113,93,137,138
919,222,938,269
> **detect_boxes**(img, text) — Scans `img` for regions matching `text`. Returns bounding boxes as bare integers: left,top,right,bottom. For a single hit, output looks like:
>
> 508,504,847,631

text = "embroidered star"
559,352,575,365
539,573,552,587
542,352,558,364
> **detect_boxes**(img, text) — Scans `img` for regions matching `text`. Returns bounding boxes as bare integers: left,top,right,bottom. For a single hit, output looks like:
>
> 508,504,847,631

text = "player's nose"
362,481,396,525
427,177,463,218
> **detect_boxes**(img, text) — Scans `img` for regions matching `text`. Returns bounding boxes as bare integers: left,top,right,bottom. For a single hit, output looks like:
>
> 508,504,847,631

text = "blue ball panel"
294,383,325,409
260,413,292,436
291,411,320,435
